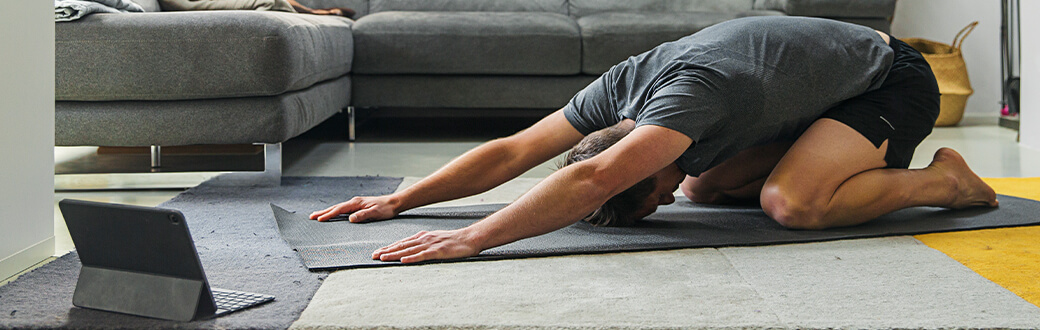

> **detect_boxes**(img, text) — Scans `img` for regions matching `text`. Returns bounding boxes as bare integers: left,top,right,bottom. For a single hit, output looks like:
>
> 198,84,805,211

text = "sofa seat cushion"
352,11,581,75
352,74,597,109
56,11,353,101
578,11,753,74
833,17,893,33
754,0,897,18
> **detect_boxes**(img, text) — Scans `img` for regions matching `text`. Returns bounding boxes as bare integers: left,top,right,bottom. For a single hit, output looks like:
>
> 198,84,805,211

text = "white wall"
891,0,1002,120
1021,1,1038,150
0,1,55,280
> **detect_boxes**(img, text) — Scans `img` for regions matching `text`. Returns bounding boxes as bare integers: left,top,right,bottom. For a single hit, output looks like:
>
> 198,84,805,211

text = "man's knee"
759,183,826,230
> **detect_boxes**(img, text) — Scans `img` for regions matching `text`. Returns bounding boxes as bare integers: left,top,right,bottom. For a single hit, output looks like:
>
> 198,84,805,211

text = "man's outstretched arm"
371,124,693,263
310,110,585,222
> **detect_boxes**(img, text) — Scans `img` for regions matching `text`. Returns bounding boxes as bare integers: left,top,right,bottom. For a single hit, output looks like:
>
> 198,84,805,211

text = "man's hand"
309,196,400,222
371,229,482,263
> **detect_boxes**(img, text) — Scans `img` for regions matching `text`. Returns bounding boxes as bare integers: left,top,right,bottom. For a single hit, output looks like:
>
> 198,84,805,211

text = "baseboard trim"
958,113,1000,126
1,237,56,285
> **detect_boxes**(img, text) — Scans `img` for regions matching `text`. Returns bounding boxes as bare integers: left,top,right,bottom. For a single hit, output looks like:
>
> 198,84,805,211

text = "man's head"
560,122,686,227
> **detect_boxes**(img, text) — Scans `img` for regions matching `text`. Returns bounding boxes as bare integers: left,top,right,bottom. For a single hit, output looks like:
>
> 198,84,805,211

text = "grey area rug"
274,189,1040,270
0,176,401,329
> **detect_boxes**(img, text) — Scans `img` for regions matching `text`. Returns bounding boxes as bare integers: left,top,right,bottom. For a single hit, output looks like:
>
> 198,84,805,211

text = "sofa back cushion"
369,0,568,15
569,0,753,17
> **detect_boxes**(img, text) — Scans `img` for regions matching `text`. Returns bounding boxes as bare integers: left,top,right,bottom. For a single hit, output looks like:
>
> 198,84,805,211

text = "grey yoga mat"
0,176,402,329
274,189,1040,270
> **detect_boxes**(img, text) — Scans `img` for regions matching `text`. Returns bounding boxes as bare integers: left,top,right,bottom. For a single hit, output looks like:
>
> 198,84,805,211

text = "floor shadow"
283,109,550,171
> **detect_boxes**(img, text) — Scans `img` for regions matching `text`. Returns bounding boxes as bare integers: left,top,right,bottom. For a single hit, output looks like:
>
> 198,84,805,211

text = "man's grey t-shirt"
563,16,894,176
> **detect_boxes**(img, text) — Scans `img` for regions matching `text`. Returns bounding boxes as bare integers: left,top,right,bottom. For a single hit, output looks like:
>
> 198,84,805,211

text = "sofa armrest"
754,0,896,18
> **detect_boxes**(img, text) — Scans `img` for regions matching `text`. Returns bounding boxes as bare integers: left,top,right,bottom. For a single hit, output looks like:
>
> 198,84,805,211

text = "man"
310,16,998,264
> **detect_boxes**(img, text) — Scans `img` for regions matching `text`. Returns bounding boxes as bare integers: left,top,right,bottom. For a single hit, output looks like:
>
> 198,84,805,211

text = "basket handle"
952,21,979,49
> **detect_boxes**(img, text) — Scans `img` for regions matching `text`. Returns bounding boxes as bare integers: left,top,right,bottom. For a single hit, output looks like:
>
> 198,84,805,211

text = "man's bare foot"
926,147,999,209
307,7,355,18
287,0,356,18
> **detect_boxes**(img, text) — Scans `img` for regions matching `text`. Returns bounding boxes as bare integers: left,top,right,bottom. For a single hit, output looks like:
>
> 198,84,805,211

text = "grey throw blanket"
55,0,144,22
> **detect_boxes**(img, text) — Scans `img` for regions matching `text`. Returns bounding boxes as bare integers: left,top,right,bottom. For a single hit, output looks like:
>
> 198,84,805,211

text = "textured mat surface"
274,186,1040,270
0,176,401,329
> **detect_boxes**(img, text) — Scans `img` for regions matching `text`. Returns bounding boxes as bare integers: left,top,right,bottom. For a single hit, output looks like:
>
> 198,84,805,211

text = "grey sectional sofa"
54,0,896,181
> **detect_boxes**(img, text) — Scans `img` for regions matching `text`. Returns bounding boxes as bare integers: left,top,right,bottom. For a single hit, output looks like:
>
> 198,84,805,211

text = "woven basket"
903,22,978,127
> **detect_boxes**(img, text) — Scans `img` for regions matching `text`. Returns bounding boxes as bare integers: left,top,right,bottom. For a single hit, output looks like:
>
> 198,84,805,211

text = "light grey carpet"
273,190,1040,270
0,176,401,329
291,237,1040,329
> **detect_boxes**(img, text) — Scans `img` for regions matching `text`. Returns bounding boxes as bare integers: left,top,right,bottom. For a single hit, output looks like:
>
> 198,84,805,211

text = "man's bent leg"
682,142,791,204
760,119,997,229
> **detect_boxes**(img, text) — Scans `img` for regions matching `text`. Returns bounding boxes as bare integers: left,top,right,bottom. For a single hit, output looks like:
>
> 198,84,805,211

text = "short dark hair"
558,123,656,227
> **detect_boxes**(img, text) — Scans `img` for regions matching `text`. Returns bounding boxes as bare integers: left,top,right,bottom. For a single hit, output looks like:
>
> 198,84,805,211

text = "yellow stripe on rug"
915,177,1040,307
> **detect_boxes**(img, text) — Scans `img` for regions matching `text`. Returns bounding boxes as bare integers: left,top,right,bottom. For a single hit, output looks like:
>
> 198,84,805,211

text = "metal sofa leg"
207,143,282,187
151,145,161,168
347,106,356,142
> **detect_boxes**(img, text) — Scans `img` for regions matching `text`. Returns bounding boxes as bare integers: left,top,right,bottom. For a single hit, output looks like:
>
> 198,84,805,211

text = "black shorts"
821,36,941,169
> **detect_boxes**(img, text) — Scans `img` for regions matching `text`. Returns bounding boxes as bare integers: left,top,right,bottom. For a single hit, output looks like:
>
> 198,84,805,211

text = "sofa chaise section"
55,11,354,147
